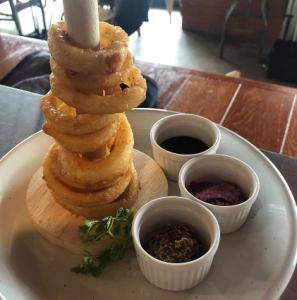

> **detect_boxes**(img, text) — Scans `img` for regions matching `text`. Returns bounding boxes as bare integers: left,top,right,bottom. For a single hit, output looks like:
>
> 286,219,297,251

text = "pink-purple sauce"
188,181,245,206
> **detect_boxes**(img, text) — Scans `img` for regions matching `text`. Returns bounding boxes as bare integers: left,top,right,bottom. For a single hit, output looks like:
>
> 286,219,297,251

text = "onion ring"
50,54,133,94
42,115,120,154
82,135,116,161
49,114,133,187
43,153,134,206
51,165,138,219
40,92,121,135
48,22,129,74
50,72,146,114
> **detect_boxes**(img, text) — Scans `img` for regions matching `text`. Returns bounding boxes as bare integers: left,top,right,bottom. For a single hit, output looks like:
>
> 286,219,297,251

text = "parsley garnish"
71,208,134,277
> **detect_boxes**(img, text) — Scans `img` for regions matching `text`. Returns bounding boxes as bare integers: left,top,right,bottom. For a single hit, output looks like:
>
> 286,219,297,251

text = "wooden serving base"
26,149,168,255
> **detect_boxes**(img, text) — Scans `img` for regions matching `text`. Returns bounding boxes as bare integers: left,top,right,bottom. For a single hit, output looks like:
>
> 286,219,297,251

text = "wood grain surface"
26,150,168,255
165,75,239,123
222,85,294,152
282,97,297,156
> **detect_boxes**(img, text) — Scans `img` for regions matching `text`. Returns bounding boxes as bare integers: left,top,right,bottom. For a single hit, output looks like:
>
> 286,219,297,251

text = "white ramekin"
132,196,220,291
149,114,221,181
178,154,260,234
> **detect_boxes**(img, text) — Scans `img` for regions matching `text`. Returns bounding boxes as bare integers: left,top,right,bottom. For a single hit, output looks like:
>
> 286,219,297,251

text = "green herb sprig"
71,207,134,277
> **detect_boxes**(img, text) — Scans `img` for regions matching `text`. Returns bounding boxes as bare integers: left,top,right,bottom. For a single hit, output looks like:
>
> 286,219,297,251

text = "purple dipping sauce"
188,181,245,206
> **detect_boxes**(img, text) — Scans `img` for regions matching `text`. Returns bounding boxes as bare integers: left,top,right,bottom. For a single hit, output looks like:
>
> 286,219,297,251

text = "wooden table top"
1,32,297,159
136,61,297,158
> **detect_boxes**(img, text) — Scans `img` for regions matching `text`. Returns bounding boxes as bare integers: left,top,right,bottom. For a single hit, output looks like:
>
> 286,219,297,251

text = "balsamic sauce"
159,136,209,154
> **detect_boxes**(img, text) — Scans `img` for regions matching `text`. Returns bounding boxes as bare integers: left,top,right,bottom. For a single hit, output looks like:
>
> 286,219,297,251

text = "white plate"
0,109,296,300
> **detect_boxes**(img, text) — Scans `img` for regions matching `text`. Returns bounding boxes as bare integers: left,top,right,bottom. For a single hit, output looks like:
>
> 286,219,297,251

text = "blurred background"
0,0,296,86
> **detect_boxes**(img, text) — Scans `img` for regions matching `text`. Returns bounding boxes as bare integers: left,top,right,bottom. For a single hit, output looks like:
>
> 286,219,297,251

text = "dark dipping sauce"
188,181,246,206
144,223,207,263
159,136,209,154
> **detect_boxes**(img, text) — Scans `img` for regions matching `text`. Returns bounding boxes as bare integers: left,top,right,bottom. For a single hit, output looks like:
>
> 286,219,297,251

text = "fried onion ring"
48,22,129,74
43,154,133,206
51,165,138,219
40,92,121,135
50,54,133,94
42,114,120,154
50,72,146,114
49,114,133,187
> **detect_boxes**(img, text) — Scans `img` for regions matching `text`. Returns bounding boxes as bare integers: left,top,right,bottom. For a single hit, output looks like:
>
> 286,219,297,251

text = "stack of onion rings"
48,22,129,74
40,21,146,218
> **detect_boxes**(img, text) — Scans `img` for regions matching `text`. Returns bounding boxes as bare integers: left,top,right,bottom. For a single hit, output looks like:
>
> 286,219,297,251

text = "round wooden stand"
26,150,168,254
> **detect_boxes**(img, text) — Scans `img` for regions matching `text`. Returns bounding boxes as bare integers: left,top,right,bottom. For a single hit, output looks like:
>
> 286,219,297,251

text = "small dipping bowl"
178,154,260,234
132,196,220,291
150,114,221,181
